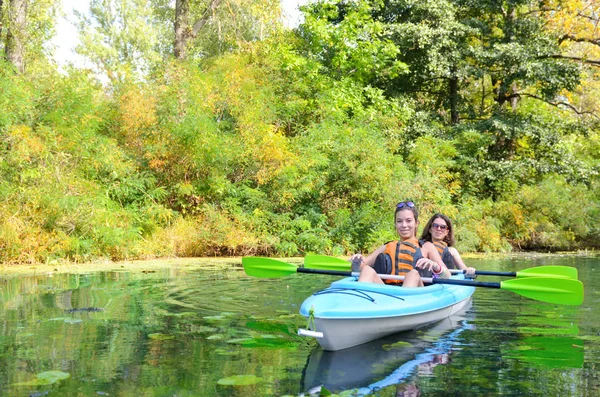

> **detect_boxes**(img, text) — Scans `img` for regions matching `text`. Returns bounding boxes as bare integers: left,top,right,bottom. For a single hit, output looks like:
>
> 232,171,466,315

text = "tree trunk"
174,0,222,60
449,76,459,124
5,0,27,73
174,0,190,60
510,82,519,110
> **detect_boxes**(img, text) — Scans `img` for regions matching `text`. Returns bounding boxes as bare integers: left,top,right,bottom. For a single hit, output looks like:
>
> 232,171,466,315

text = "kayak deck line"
313,287,406,302
302,286,468,320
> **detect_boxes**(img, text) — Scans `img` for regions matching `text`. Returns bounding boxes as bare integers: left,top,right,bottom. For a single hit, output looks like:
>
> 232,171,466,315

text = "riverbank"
1,250,596,277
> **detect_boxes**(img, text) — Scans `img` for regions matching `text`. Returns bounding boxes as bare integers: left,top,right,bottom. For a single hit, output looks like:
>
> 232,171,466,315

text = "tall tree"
3,0,27,72
172,0,282,61
75,0,162,83
174,0,221,60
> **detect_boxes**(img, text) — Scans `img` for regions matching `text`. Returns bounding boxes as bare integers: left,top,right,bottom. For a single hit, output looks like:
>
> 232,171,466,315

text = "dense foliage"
0,0,599,263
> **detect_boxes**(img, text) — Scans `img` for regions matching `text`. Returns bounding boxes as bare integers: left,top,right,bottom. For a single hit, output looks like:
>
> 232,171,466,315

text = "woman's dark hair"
420,213,455,246
394,201,419,223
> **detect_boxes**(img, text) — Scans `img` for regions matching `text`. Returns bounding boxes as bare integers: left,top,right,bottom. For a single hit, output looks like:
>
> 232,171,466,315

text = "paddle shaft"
450,269,517,277
304,255,578,280
297,267,500,287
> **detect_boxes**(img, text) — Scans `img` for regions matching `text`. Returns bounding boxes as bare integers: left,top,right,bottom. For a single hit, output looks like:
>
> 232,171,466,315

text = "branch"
558,34,600,46
543,54,600,67
521,93,600,119
577,12,600,23
191,0,222,38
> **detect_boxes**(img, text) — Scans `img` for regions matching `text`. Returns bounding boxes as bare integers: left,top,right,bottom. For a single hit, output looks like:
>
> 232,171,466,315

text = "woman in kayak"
350,201,450,287
420,213,476,277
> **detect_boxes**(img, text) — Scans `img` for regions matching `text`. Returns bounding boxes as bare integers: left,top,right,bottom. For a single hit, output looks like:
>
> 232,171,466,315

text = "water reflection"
302,308,474,396
503,335,584,369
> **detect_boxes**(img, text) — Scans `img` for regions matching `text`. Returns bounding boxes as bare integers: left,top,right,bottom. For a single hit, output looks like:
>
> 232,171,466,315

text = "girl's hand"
415,258,439,272
349,254,365,270
465,267,476,277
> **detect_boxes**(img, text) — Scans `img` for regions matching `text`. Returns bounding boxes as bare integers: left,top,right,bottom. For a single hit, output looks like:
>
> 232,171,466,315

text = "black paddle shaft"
432,278,501,288
297,268,354,277
297,267,503,288
472,270,517,277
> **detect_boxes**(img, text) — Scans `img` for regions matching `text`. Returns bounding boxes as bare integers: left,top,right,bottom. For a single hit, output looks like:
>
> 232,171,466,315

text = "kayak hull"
298,275,475,351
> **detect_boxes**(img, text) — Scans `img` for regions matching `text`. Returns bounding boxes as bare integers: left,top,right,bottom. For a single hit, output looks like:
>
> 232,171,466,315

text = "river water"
0,255,598,396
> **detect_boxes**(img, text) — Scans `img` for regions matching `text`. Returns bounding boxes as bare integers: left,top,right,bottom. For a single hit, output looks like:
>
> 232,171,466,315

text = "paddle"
449,266,578,280
304,255,578,280
242,257,584,306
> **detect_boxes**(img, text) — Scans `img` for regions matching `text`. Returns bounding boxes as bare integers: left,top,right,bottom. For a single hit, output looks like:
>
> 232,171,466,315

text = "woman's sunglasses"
432,223,448,230
396,201,415,209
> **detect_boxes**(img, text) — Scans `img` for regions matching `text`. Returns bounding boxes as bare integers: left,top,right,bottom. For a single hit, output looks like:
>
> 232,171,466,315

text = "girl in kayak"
350,201,450,287
420,213,476,277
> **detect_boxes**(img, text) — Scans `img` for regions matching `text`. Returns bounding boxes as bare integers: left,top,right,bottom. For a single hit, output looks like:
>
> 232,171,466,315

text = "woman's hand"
415,258,440,272
465,267,476,277
349,254,365,271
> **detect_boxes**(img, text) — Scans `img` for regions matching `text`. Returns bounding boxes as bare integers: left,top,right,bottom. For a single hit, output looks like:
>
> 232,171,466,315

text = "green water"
0,256,598,396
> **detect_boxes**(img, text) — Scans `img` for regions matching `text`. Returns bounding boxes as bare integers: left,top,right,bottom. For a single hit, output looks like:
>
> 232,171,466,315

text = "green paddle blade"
304,255,350,270
516,266,578,280
242,257,297,278
500,277,584,306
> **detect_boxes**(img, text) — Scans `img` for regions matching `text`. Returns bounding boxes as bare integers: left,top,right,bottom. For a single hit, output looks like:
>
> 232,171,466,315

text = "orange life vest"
433,240,456,269
382,237,422,284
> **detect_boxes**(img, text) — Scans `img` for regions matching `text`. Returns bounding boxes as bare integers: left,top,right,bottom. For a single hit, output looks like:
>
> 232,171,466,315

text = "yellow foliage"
254,127,296,185
5,125,46,164
475,220,504,252
146,211,261,257
545,1,600,54
118,85,158,152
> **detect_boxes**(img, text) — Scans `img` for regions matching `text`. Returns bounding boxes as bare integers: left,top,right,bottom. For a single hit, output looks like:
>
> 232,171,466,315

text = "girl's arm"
350,244,386,270
419,242,450,279
448,247,476,276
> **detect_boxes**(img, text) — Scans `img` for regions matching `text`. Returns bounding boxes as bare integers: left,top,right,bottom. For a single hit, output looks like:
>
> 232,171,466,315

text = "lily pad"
14,370,70,386
214,349,239,356
193,326,217,333
203,315,226,321
382,341,413,350
514,345,534,351
227,336,296,349
217,374,262,386
227,338,256,345
38,370,70,383
148,333,175,340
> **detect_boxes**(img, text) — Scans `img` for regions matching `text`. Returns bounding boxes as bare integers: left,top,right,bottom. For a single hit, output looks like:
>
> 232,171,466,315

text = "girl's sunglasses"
396,201,415,209
432,223,448,230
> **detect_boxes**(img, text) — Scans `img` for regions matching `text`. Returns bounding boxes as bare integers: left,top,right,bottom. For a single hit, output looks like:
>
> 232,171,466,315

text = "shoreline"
0,250,596,277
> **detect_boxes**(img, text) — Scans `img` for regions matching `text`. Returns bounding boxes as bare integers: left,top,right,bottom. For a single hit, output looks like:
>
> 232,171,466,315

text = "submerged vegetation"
0,0,599,264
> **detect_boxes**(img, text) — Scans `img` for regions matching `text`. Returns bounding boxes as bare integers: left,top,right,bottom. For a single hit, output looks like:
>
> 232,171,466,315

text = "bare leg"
402,269,424,288
357,266,384,284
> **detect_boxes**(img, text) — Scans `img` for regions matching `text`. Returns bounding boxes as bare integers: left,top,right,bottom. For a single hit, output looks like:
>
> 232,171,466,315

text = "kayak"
298,274,475,351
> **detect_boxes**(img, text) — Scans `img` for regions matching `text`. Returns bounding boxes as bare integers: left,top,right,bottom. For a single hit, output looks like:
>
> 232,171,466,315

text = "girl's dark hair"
420,213,455,246
394,201,419,223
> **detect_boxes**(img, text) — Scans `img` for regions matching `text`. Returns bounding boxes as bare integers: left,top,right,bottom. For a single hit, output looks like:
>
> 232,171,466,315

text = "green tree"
75,0,162,83
1,0,57,73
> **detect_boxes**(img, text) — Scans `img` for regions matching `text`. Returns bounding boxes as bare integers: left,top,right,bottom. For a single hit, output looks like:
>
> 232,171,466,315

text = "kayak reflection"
302,305,474,395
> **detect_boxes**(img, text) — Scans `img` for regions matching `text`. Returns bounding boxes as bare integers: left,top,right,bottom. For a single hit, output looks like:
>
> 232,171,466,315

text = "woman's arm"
448,247,476,276
419,242,451,279
350,244,386,270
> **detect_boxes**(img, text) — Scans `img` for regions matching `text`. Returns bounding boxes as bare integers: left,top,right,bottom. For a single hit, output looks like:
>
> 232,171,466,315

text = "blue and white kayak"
298,275,475,351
